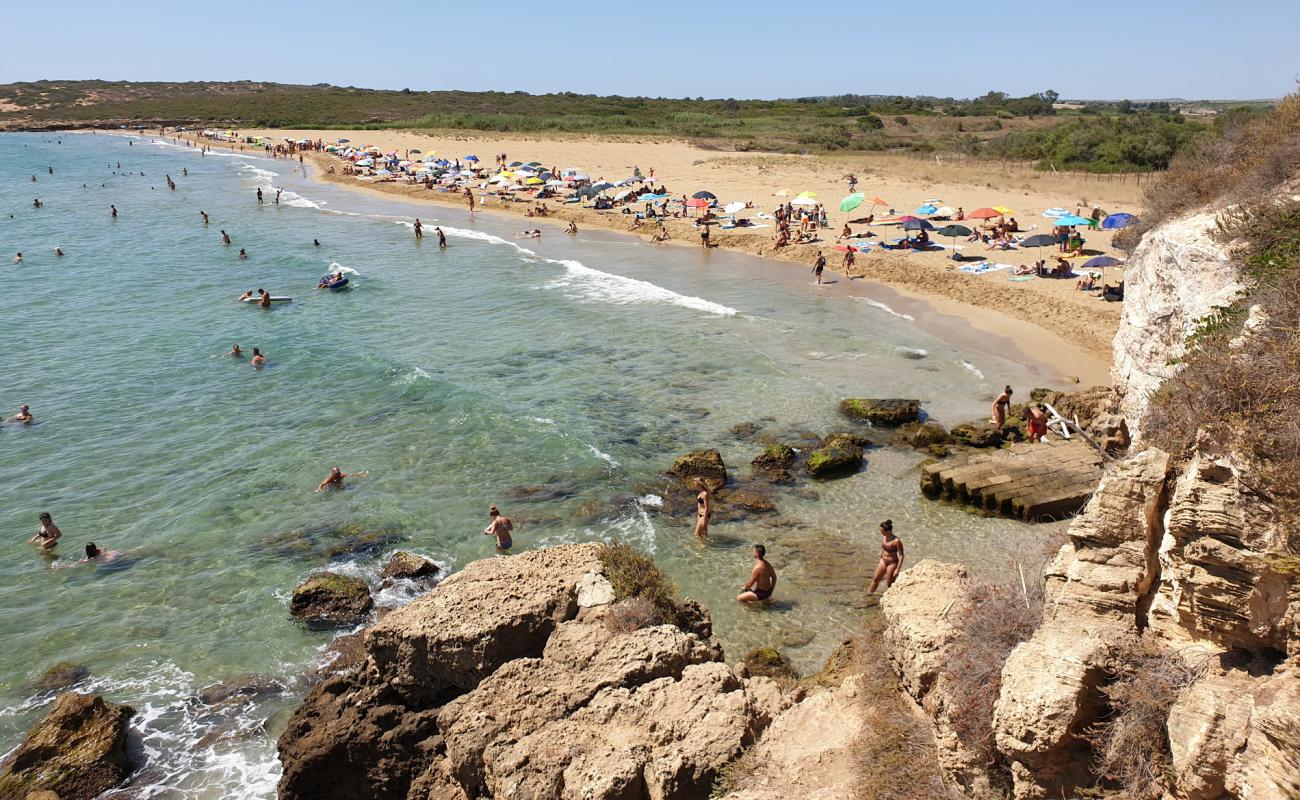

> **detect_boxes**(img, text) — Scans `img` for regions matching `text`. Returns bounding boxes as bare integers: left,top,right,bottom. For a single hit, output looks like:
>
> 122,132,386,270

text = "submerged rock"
31,661,90,694
0,693,137,800
378,551,440,583
751,444,796,483
839,398,921,426
197,674,285,711
667,448,728,489
289,572,373,628
806,434,865,479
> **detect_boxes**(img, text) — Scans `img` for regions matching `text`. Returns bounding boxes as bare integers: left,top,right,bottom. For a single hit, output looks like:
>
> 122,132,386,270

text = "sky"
1,0,1296,101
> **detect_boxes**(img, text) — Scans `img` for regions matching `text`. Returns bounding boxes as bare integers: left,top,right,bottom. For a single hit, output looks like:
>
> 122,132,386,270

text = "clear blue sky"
2,0,1295,100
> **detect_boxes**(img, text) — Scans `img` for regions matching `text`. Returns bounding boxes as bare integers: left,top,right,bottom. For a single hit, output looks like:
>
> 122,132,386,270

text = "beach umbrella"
796,191,818,199
591,181,615,192
545,179,566,187
614,188,634,201
525,177,544,185
902,218,935,231
409,149,421,154
336,138,350,143
935,206,956,216
1054,215,1093,227
527,161,542,167
1019,234,1057,249
692,191,717,200
509,161,523,167
375,169,393,177
791,196,818,206
464,155,479,162
1042,207,1071,218
575,185,600,198
1081,255,1124,269
967,207,1001,220
723,201,746,215
686,197,709,208
355,158,373,167
840,193,865,212
936,224,972,259
1102,212,1137,229
916,204,938,215
993,205,1014,216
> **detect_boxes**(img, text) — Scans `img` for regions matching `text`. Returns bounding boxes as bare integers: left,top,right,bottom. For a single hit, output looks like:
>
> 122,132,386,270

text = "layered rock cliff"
883,207,1300,799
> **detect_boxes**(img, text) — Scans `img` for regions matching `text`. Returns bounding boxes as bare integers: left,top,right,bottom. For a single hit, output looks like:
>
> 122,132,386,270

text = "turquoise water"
0,132,1060,797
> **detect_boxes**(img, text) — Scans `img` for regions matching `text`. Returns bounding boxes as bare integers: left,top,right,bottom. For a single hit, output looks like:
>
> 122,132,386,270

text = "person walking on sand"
484,506,514,551
991,385,1013,429
843,247,855,274
413,218,423,239
693,479,711,540
465,187,475,212
738,544,776,603
813,251,826,285
29,512,62,551
867,520,904,594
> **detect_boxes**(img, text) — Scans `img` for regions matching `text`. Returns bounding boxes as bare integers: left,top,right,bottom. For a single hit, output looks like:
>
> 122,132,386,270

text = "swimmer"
737,544,776,603
221,230,231,245
484,506,514,550
110,205,117,218
567,221,578,235
28,512,62,551
239,248,248,260
79,542,122,564
238,290,253,302
14,404,33,422
54,247,63,257
413,218,423,239
315,466,366,493
251,347,266,367
13,252,22,263
259,291,271,308
228,343,243,358
313,239,320,247
256,187,263,205
201,211,209,224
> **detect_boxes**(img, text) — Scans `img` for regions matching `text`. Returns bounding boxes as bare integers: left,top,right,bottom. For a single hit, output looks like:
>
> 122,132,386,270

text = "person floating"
316,466,350,492
29,512,62,551
737,544,776,603
80,542,122,564
693,478,711,540
992,385,1013,429
13,252,22,264
868,520,904,594
484,506,514,551
239,248,248,260
54,247,64,257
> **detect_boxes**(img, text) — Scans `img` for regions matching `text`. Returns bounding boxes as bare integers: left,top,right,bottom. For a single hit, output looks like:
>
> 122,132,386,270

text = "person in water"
79,542,122,564
239,248,248,260
484,506,514,551
238,290,253,302
259,291,272,308
250,347,266,367
867,520,904,594
316,466,350,492
413,218,423,239
435,227,446,248
991,385,1013,429
29,512,62,551
313,239,320,247
738,544,776,603
201,211,209,224
13,404,33,423
110,204,117,218
228,344,243,358
693,478,711,540
221,230,232,245
567,221,578,235
12,252,21,264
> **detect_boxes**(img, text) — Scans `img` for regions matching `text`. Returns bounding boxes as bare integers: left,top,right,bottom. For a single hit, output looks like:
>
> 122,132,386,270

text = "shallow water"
0,132,1060,797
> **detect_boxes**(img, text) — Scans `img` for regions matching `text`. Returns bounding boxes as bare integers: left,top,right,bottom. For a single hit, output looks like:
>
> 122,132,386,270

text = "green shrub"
599,543,681,626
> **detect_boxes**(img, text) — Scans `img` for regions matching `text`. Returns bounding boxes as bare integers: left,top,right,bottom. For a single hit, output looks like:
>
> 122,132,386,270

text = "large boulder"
378,551,440,583
949,420,1004,448
0,693,136,800
290,572,374,628
668,449,728,490
750,444,795,483
839,398,921,426
30,662,90,694
805,434,864,479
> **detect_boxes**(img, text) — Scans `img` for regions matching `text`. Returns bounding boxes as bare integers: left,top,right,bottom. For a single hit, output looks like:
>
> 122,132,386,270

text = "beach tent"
1102,213,1137,229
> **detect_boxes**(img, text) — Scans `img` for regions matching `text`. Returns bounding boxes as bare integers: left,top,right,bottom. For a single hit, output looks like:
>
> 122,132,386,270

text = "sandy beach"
180,128,1139,383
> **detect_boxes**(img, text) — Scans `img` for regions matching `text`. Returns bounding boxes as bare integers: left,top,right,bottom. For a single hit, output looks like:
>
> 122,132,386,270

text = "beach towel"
1009,276,1035,282
959,262,1013,275
721,223,770,230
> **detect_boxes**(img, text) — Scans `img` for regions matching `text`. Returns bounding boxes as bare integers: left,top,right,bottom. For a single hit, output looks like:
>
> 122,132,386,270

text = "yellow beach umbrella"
993,205,1014,215
525,177,543,185
797,191,818,199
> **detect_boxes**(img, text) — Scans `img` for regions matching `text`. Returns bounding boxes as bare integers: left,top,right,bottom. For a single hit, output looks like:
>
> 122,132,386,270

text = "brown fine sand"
186,129,1144,384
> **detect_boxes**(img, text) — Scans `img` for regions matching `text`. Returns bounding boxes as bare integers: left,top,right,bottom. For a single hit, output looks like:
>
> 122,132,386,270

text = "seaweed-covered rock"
32,662,90,694
0,693,137,800
751,444,795,482
949,420,1005,448
806,434,864,479
379,551,440,583
715,488,779,520
667,449,728,490
902,421,953,449
290,572,374,628
198,675,285,710
739,647,799,683
839,398,921,426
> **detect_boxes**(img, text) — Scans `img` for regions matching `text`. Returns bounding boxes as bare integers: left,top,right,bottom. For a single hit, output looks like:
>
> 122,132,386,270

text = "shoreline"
165,130,1112,387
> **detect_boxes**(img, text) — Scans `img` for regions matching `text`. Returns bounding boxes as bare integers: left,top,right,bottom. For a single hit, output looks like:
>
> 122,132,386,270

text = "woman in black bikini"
868,519,904,594
693,479,711,540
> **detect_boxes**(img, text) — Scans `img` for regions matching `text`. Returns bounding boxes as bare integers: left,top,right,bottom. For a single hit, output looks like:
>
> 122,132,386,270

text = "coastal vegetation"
1,80,1263,172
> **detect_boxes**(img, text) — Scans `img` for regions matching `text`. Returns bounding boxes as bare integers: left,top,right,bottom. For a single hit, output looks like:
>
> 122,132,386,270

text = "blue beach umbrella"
916,204,938,215
1102,212,1137,229
464,155,479,162
901,218,935,231
336,138,351,143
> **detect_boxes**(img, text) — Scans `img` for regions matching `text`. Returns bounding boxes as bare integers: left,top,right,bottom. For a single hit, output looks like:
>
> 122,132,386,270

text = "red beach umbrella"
967,207,1002,220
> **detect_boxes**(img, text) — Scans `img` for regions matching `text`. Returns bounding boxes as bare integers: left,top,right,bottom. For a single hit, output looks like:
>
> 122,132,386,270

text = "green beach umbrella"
840,193,865,212
937,224,972,260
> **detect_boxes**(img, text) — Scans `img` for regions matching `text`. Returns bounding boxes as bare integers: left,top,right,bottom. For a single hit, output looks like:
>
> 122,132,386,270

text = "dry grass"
598,542,684,628
940,531,1066,783
854,613,958,800
603,596,665,634
1090,637,1208,800
1119,91,1300,250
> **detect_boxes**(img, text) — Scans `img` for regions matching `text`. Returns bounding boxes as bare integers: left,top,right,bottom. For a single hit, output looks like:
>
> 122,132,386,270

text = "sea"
0,131,1061,797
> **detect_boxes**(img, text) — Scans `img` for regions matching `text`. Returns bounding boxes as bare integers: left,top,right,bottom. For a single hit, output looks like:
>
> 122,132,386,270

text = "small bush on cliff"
1090,637,1207,800
604,596,664,634
599,543,681,627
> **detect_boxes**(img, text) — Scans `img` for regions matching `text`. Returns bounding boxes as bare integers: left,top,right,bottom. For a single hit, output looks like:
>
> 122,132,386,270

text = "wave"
547,258,738,317
853,296,915,321
328,261,360,276
586,443,620,468
959,360,986,380
235,164,321,208
437,225,537,257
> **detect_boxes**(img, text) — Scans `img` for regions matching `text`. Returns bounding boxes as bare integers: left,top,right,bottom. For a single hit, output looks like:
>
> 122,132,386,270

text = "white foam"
854,296,915,321
586,444,620,468
438,225,537,257
960,360,986,379
639,493,664,508
235,164,321,208
547,259,738,317
603,506,657,554
531,417,556,425
328,261,360,276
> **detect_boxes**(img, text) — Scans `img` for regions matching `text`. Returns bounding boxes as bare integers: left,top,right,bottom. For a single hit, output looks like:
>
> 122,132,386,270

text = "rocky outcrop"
750,444,795,483
30,661,90,694
668,449,729,489
880,561,993,795
379,551,441,583
1110,211,1240,438
278,544,790,800
806,434,864,479
839,398,921,426
0,693,137,800
289,572,373,628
